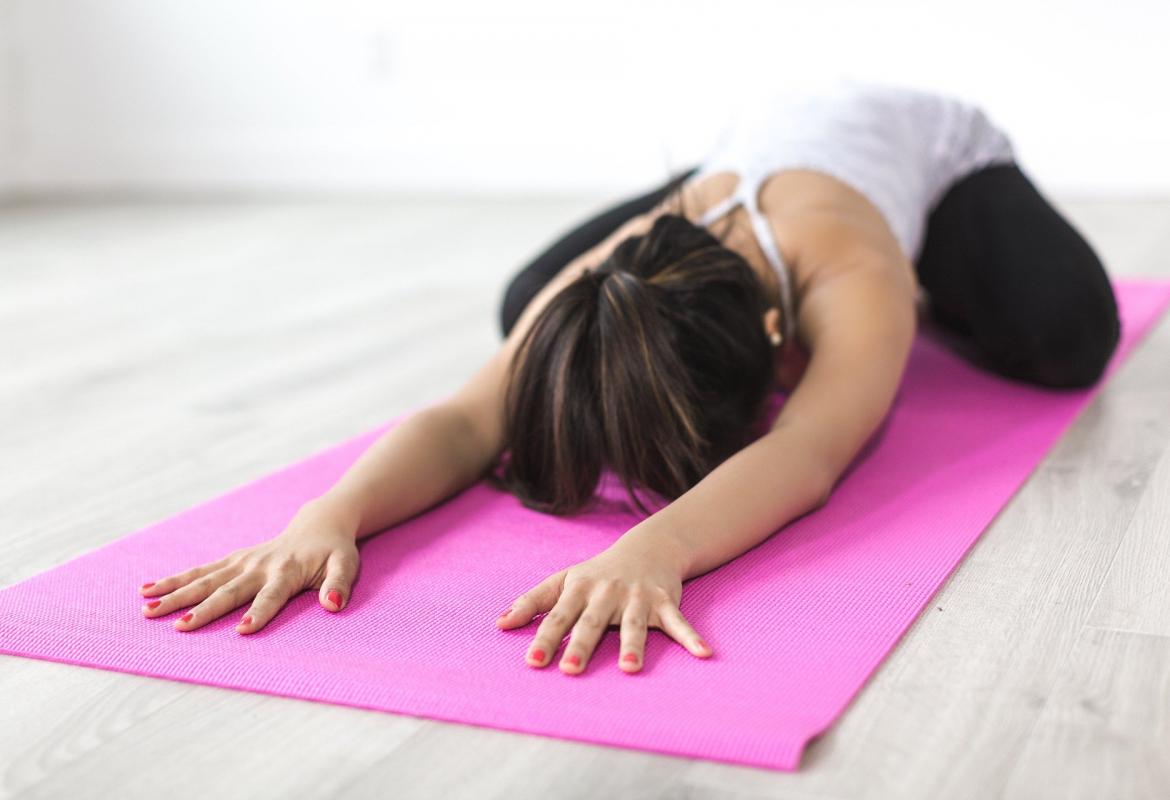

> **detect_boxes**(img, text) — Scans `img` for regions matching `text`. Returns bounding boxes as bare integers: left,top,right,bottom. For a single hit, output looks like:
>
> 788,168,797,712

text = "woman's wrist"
298,492,363,539
613,519,694,580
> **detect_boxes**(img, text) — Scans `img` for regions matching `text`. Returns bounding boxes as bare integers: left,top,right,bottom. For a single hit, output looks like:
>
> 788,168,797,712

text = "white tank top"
689,78,1017,343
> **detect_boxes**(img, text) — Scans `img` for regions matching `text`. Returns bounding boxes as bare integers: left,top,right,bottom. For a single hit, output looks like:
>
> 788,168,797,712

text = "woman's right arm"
310,355,515,541
137,251,592,634
137,349,515,634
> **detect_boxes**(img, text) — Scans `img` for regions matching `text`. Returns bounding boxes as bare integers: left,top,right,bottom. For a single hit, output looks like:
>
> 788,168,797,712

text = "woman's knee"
956,164,1122,387
987,289,1121,388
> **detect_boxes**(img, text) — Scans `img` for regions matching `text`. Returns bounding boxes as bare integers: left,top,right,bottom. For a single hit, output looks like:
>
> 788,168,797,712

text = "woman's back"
687,79,1017,266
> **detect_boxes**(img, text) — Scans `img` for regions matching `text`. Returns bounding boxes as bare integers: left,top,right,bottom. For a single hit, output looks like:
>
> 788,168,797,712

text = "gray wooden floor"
1,195,1168,800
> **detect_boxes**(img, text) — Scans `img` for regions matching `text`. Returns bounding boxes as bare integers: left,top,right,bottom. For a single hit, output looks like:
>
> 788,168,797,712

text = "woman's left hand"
496,535,713,674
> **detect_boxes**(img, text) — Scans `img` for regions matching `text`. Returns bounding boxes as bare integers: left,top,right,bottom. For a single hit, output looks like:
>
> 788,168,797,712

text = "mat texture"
1,278,1168,771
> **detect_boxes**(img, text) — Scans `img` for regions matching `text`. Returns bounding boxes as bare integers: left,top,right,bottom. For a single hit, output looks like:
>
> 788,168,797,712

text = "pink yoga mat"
2,278,1168,771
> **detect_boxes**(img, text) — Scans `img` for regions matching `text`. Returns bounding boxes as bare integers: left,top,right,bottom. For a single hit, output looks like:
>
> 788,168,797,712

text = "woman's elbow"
807,463,838,511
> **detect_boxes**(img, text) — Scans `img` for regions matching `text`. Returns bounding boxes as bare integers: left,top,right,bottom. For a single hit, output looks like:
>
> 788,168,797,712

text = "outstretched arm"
625,258,919,579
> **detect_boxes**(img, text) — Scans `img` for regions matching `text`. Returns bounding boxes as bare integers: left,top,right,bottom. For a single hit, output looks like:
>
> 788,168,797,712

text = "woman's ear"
762,306,782,346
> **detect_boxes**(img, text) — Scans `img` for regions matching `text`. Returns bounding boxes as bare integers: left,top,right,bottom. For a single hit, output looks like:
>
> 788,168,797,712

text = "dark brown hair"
491,190,776,516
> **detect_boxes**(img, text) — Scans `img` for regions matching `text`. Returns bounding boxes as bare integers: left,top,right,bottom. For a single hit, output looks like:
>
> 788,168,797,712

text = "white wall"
0,0,15,197
3,0,1169,197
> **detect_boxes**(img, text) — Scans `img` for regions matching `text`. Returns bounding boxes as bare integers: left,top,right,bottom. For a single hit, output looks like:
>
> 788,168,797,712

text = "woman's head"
494,211,780,516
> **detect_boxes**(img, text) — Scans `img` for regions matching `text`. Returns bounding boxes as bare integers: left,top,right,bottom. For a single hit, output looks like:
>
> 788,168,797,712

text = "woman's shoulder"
679,168,910,287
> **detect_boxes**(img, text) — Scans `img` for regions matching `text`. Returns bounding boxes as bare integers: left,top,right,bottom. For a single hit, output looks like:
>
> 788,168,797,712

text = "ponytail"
494,213,775,516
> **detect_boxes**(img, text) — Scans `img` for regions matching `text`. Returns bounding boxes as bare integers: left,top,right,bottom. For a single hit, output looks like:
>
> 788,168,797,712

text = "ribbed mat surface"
1,279,1168,771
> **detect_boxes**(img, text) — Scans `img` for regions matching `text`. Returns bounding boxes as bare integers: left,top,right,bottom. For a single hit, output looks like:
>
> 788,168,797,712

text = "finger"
560,584,621,674
526,588,588,668
140,556,231,598
142,566,235,619
618,594,651,673
498,569,566,629
655,603,712,658
235,574,301,634
319,548,359,612
174,572,263,631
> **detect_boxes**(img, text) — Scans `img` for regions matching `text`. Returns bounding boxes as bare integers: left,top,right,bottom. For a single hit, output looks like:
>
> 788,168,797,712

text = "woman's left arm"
499,257,919,674
632,259,920,579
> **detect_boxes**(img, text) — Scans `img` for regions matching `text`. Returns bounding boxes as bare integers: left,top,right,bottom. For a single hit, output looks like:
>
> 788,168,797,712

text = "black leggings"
498,163,1121,389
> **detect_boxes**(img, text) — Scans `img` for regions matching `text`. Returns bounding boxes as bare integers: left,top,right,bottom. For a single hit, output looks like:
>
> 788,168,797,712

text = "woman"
138,80,1120,675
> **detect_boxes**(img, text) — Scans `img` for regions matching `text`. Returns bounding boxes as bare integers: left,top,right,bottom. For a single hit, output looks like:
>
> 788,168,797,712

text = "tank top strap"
696,191,743,227
741,184,798,343
693,169,799,343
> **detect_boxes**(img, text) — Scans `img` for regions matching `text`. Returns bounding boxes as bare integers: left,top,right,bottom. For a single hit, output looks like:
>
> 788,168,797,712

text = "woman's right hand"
138,498,362,634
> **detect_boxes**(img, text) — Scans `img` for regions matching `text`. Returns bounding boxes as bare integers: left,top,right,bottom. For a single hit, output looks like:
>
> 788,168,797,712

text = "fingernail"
145,600,162,610
141,582,155,590
565,654,581,667
697,639,710,652
180,612,193,623
239,615,253,626
530,649,545,662
622,652,638,664
327,589,342,608
498,607,512,618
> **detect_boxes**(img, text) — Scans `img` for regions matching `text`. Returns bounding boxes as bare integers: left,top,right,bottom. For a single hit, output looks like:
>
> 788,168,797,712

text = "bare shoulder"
678,168,913,286
685,169,917,324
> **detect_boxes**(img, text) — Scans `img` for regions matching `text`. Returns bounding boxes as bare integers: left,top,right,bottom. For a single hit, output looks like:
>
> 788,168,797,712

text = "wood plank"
1003,627,1170,800
1086,438,1170,637
0,661,421,800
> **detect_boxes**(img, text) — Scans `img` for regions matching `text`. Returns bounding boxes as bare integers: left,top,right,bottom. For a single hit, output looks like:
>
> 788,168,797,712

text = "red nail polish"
180,612,193,623
327,589,342,608
146,600,162,609
622,652,638,663
141,582,155,590
566,654,581,667
531,649,545,662
240,615,253,626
